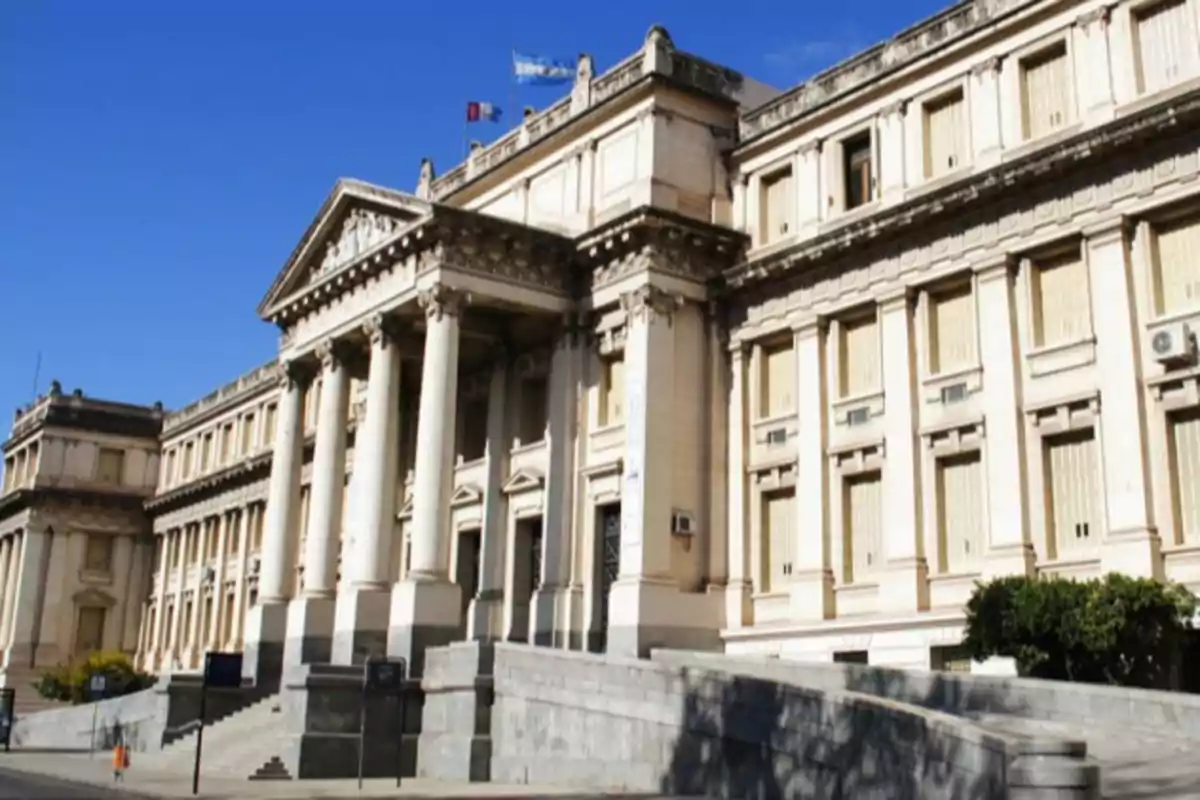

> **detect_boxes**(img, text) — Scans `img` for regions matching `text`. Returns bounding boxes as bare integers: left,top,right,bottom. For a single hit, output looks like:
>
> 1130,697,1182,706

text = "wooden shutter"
763,343,796,418
74,608,106,656
763,489,795,593
1171,411,1200,545
1136,0,1200,95
1047,431,1102,557
762,169,794,245
1033,252,1090,347
938,453,984,573
845,473,883,584
841,316,880,397
1022,45,1071,140
930,285,976,374
604,358,625,425
925,92,965,179
1154,215,1200,315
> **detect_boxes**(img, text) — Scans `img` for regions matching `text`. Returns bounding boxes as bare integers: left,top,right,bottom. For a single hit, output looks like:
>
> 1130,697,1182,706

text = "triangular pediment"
258,178,433,318
450,483,484,508
502,468,545,495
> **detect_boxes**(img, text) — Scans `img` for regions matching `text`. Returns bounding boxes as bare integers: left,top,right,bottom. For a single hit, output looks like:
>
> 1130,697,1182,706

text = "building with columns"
6,0,1200,683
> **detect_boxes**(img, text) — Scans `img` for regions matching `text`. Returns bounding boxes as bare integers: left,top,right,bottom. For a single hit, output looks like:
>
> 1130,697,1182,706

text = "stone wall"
418,642,1058,798
650,650,1200,742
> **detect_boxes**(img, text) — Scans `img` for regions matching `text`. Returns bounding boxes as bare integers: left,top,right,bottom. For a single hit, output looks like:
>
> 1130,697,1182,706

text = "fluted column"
243,359,310,687
466,351,510,642
0,533,23,651
228,507,251,649
388,284,468,677
725,343,751,629
206,513,230,650
0,537,13,649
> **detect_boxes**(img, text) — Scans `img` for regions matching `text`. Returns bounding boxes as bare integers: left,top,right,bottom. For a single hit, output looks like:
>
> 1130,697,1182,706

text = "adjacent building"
3,0,1200,680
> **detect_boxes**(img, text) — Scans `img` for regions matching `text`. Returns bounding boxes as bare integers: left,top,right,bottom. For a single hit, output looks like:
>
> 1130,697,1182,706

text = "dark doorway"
510,517,544,642
593,503,621,654
455,528,481,636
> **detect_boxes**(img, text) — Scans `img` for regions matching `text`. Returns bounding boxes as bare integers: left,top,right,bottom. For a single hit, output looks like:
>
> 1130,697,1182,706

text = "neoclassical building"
5,0,1200,681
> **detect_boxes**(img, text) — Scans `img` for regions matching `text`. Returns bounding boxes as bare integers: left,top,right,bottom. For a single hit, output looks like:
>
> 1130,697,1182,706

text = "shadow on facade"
659,668,1017,800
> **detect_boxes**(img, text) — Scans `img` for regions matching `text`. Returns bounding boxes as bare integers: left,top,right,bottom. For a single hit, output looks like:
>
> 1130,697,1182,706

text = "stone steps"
154,693,286,779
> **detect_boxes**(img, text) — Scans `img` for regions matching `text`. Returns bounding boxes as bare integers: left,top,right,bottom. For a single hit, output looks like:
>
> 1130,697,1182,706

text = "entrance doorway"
455,529,481,635
593,504,621,653
509,517,543,642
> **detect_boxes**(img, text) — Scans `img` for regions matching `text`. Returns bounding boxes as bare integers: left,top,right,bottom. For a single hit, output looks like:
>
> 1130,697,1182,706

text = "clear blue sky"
0,0,943,421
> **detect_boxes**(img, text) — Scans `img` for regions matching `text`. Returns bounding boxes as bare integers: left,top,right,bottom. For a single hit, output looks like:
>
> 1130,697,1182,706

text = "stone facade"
4,0,1200,686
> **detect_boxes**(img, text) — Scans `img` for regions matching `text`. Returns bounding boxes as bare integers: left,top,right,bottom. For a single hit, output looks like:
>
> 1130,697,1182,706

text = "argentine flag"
513,52,575,86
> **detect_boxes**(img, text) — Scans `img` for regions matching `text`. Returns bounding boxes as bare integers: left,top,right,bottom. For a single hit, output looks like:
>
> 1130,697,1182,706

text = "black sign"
363,658,406,693
203,652,244,689
0,688,14,749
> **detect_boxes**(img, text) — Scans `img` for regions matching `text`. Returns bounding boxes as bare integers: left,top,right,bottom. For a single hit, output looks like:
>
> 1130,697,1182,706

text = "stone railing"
9,386,163,443
740,0,1032,140
162,359,278,435
417,642,1097,797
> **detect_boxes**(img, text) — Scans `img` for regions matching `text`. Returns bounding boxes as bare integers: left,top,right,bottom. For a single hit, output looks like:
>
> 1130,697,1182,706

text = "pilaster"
878,101,907,203
1087,218,1162,578
1075,6,1116,124
466,353,511,643
795,141,823,234
725,342,751,629
970,57,1004,167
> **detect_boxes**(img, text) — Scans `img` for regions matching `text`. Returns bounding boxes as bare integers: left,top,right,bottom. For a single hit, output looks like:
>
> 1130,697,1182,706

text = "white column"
976,257,1035,578
0,538,12,650
228,508,251,649
971,57,1004,166
467,352,511,641
258,362,309,602
0,533,22,650
167,530,186,663
408,286,466,580
301,340,352,598
878,292,928,613
207,513,230,649
789,319,834,621
725,343,750,629
1088,218,1161,577
185,520,207,665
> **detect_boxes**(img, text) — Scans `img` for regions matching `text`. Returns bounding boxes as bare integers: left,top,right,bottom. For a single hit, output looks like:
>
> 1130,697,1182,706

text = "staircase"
154,693,289,779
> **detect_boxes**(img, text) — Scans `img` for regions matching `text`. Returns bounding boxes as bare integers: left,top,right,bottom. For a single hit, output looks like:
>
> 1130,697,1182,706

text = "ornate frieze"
620,285,684,327
313,209,404,279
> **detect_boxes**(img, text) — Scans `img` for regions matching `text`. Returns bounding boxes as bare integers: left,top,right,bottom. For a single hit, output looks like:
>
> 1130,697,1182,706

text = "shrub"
33,650,155,704
963,574,1197,689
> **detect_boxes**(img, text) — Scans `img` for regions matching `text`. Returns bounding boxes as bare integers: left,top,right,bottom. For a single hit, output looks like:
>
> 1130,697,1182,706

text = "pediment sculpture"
316,209,402,278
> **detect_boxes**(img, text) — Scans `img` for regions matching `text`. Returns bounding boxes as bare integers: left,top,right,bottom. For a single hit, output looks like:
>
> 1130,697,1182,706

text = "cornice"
725,85,1200,290
0,486,151,523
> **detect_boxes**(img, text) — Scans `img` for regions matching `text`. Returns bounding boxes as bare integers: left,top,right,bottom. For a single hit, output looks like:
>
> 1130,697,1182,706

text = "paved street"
0,766,149,799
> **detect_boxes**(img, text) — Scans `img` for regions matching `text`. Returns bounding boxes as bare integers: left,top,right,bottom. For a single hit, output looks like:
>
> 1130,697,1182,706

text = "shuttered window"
1031,250,1091,347
763,489,795,593
1021,43,1072,141
1046,430,1102,558
1171,411,1200,545
924,90,966,179
1153,214,1200,316
1135,0,1200,95
240,413,256,454
97,447,124,485
930,284,976,374
840,315,880,398
262,403,277,448
761,342,796,418
74,607,106,657
844,472,883,584
602,357,625,426
760,168,794,245
937,453,984,574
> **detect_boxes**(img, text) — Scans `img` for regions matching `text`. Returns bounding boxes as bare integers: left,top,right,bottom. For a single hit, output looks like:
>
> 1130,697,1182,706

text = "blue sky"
0,0,944,422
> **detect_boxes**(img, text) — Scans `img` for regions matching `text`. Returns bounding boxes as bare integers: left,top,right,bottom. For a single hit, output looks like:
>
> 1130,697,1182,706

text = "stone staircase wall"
154,693,288,779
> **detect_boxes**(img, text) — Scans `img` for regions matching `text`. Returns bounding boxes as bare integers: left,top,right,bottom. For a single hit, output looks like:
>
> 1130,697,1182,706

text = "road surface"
0,766,147,798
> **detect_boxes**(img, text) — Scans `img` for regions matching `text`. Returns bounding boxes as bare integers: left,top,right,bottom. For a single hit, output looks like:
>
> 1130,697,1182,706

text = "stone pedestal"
278,663,419,780
606,577,721,658
282,597,336,669
331,587,390,665
417,641,494,782
878,557,930,615
529,586,569,647
387,579,463,678
789,568,835,622
243,603,288,689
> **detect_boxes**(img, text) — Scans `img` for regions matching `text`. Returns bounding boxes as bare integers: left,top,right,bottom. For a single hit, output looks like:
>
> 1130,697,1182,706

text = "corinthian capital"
418,283,470,321
619,285,683,327
362,313,402,348
315,338,354,372
275,359,315,391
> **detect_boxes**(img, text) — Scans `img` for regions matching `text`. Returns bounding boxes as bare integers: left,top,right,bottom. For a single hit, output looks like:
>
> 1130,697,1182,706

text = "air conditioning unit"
671,511,695,536
846,407,869,426
940,383,968,405
1150,322,1194,367
765,428,788,446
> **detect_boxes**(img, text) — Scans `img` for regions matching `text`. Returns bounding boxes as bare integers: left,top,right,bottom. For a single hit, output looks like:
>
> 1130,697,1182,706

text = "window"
164,449,177,486
96,448,125,485
1020,42,1072,141
170,531,181,569
923,90,966,179
931,644,973,673
839,314,880,398
760,167,794,245
1030,249,1090,347
24,443,38,484
251,506,264,552
601,357,625,426
760,341,796,418
262,404,278,448
928,284,976,374
1170,410,1200,545
843,132,873,210
74,607,106,657
241,413,256,454
459,397,488,462
2,457,13,493
200,432,213,472
220,423,234,464
518,376,548,445
762,489,795,593
843,472,883,584
937,453,984,574
187,524,200,564
1045,430,1102,558
1152,213,1200,316
182,441,195,478
1135,0,1200,96
83,534,114,573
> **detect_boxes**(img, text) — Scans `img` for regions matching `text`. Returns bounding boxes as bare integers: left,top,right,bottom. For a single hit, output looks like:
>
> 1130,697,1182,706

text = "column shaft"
725,345,750,629
302,342,352,597
258,364,308,602
790,321,834,621
229,508,251,648
468,356,511,641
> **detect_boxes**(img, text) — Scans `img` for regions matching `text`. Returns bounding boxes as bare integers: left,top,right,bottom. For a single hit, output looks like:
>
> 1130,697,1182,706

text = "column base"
331,586,390,665
789,568,835,622
607,577,722,658
878,557,929,614
723,579,751,630
243,602,288,689
387,579,463,678
466,589,504,642
983,543,1037,580
529,585,571,647
1101,527,1163,580
283,596,336,670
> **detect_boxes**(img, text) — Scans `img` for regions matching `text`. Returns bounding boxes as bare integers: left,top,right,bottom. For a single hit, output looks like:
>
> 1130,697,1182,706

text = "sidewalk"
0,749,656,800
